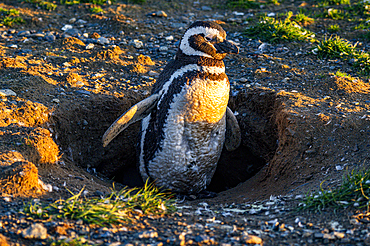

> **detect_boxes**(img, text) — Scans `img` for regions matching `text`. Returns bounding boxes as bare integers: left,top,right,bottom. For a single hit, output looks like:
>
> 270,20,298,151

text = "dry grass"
333,71,370,94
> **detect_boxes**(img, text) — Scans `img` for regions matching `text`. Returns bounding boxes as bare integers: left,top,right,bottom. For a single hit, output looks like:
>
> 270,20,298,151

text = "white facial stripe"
202,66,225,75
180,26,221,58
157,64,225,108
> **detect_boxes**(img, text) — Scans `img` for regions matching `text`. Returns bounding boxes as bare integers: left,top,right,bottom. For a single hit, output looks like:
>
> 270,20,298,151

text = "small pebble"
150,10,168,17
201,6,212,11
138,231,158,238
97,37,110,45
244,234,262,244
132,39,144,49
22,224,48,240
61,24,73,31
86,43,94,50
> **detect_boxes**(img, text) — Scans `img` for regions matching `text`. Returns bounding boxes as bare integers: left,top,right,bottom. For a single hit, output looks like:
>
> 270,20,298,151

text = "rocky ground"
0,0,370,245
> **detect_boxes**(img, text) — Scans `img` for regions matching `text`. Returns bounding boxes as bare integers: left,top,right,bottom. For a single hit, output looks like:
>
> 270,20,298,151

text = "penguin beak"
214,39,239,54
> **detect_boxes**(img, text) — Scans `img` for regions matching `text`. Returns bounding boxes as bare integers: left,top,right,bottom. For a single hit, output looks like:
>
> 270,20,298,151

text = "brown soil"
0,0,369,243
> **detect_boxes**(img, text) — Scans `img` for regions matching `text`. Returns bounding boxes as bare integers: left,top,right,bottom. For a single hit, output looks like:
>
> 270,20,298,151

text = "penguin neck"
175,50,225,68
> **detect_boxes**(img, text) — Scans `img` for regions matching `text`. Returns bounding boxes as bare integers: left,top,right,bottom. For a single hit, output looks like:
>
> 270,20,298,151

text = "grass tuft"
226,0,262,9
353,52,370,74
0,8,24,26
51,237,89,246
334,70,352,78
320,0,351,6
60,0,116,5
294,11,315,26
23,0,57,11
328,24,341,32
300,169,370,211
90,6,104,13
245,12,316,43
24,0,116,10
314,35,358,59
314,35,370,74
23,182,176,227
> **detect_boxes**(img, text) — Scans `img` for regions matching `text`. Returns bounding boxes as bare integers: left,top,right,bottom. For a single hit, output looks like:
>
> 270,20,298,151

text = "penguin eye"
204,34,213,42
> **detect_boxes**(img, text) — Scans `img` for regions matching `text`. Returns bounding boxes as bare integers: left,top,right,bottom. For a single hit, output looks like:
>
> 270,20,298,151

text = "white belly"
139,77,229,193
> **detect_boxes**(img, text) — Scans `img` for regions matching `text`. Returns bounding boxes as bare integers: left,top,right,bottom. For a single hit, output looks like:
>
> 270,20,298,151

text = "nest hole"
51,89,281,194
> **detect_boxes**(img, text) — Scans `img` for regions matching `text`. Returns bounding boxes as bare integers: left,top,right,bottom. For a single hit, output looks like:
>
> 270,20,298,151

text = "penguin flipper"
102,94,159,147
224,106,241,151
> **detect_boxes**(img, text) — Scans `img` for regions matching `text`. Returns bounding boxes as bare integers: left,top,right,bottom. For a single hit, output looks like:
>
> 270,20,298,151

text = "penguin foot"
175,190,217,201
197,190,218,199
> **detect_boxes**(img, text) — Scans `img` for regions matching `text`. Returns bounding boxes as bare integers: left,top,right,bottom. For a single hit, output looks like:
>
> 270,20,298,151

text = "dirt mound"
96,46,124,60
0,150,49,197
62,37,86,51
0,158,44,197
66,72,88,87
0,96,59,197
0,99,50,127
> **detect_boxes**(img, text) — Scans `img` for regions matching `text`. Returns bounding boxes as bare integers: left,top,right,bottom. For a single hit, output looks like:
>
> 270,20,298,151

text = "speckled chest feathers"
102,21,240,194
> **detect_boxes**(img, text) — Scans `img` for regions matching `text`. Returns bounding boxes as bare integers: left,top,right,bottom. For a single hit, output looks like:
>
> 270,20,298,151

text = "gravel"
0,196,368,245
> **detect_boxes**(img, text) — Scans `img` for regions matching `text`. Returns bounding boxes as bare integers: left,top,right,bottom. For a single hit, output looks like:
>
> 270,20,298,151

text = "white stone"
159,46,168,52
86,43,94,50
335,165,343,171
22,223,48,239
133,39,144,49
97,37,110,45
165,35,174,41
61,24,73,31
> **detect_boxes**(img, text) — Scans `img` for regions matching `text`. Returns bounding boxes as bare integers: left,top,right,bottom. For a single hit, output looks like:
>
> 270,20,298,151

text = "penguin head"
178,21,239,60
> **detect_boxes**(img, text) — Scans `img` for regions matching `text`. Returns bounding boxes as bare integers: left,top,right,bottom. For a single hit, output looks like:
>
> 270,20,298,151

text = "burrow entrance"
51,88,282,193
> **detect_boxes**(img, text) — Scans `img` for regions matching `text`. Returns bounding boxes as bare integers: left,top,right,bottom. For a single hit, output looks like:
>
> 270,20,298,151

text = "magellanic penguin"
102,21,241,194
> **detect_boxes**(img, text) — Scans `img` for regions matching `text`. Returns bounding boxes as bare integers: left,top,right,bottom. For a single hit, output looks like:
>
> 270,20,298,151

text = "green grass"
326,8,348,19
60,0,116,4
334,70,352,78
313,35,370,74
22,182,176,227
90,6,104,13
0,8,24,27
328,24,341,32
354,21,370,30
24,0,116,10
353,52,370,74
51,237,89,246
314,35,358,59
23,0,57,11
317,0,351,6
245,12,316,43
293,11,315,26
300,169,370,211
226,0,262,8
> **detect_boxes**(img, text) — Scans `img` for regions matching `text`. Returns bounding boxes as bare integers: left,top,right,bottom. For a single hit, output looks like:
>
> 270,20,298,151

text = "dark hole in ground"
52,89,280,194
208,145,266,192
